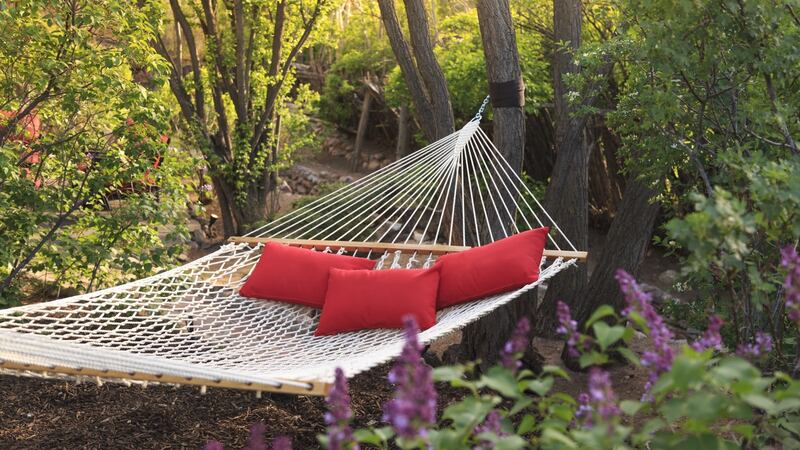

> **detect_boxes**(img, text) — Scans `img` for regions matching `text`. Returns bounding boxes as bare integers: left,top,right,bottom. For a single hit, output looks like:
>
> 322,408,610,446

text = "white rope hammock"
0,110,584,396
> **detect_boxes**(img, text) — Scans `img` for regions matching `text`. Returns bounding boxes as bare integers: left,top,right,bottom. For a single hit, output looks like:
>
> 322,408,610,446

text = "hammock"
0,110,586,396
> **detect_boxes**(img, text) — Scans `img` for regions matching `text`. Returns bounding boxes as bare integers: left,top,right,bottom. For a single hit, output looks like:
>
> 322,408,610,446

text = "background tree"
378,0,454,141
533,0,591,336
457,0,539,369
0,0,189,303
152,0,327,237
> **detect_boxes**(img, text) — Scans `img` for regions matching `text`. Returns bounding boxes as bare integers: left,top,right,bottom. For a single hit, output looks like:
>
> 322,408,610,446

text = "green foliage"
586,0,800,352
0,0,190,304
344,295,800,450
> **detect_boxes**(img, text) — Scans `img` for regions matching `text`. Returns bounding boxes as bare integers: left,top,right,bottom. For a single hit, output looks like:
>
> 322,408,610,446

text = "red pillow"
434,227,550,309
315,267,440,336
239,243,375,308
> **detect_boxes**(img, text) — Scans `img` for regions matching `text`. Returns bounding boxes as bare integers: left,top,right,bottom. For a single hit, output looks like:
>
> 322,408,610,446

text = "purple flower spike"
781,246,800,325
245,423,266,450
574,392,593,427
616,269,674,391
204,441,224,450
271,436,293,450
500,318,531,372
737,332,773,359
383,316,437,440
473,410,507,449
588,368,620,423
325,368,358,450
692,315,724,352
556,301,583,358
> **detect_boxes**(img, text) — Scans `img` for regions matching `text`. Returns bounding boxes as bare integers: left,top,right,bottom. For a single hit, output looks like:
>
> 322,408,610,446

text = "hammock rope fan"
0,103,586,396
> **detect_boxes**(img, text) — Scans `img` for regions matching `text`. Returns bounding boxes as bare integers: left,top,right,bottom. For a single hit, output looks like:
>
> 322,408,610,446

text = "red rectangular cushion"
239,243,375,308
434,227,550,309
315,267,440,336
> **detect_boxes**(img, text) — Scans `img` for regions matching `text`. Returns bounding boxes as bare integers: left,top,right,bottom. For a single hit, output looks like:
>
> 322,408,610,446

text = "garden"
1,0,799,448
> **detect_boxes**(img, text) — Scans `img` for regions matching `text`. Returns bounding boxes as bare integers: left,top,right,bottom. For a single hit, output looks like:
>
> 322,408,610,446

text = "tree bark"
377,0,453,141
535,0,590,337
571,176,660,325
454,0,541,372
403,0,454,138
396,105,411,159
353,89,373,170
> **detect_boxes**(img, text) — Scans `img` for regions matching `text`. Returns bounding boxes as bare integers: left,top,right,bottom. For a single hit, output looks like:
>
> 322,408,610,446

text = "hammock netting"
0,116,580,395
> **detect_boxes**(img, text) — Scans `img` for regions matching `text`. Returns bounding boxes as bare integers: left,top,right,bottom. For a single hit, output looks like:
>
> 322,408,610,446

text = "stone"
366,160,381,171
658,269,680,286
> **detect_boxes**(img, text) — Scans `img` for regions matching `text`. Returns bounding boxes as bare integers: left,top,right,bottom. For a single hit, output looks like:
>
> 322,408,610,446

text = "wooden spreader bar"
0,360,331,396
229,236,589,262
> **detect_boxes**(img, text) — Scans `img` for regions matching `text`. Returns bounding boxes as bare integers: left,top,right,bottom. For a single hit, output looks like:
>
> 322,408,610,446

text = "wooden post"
353,86,374,170
396,105,410,159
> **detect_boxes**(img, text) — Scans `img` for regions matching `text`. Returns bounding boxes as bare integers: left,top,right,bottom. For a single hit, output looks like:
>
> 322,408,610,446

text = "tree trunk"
353,90,373,170
377,0,453,141
377,0,437,141
535,0,590,337
455,0,541,372
572,177,660,325
404,0,454,139
396,105,411,159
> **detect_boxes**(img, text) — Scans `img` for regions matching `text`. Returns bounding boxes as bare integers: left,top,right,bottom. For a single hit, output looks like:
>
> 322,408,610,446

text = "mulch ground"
0,363,468,449
0,336,653,449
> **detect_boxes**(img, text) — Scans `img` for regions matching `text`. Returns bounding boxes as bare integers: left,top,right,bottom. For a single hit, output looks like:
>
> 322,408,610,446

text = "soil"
0,334,656,449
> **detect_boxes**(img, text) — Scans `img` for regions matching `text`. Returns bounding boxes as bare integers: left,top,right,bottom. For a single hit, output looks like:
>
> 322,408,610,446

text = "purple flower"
588,368,620,422
473,410,506,449
383,316,437,440
204,441,224,450
781,246,800,325
737,332,773,359
245,423,266,450
556,301,585,358
325,368,358,450
616,269,674,391
271,436,292,450
573,369,620,429
574,392,593,427
500,318,531,372
692,315,724,352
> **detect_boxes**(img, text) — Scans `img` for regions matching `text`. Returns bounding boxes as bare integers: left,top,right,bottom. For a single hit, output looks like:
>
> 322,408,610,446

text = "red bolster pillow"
434,227,550,309
315,267,440,336
239,243,375,308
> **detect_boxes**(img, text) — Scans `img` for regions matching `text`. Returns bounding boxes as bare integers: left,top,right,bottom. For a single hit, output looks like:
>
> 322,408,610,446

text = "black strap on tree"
488,77,525,108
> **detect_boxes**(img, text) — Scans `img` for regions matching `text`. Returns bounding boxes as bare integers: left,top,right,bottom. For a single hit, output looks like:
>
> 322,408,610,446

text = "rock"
339,175,353,183
640,282,679,305
366,160,381,171
658,269,680,286
191,228,207,245
278,180,292,193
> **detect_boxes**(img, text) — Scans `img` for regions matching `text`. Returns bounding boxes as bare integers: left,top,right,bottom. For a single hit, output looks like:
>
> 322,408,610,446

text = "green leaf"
616,347,641,365
620,400,642,416
542,365,571,380
517,414,536,435
527,377,554,396
495,435,528,450
509,397,535,416
433,365,465,382
443,396,496,429
579,351,609,368
541,428,578,448
592,322,626,351
584,304,616,328
479,366,522,399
